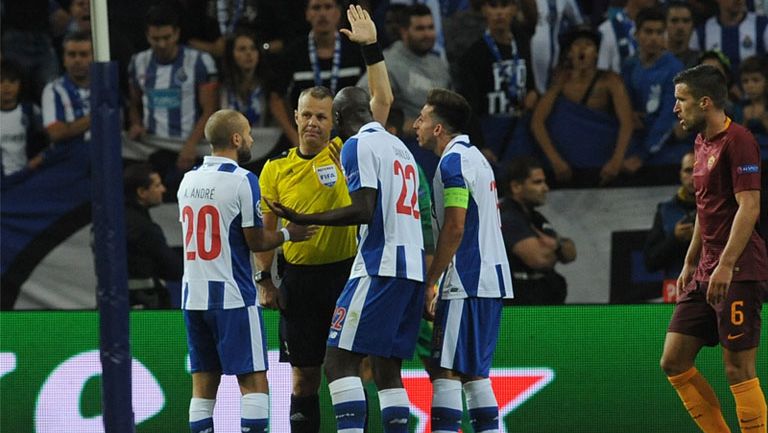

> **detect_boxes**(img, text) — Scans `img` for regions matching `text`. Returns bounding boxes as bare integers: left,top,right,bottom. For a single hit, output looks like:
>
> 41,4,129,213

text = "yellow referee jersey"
259,140,357,265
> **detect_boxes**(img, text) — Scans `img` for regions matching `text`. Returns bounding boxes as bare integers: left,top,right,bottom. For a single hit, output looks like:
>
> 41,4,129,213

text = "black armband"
361,42,384,66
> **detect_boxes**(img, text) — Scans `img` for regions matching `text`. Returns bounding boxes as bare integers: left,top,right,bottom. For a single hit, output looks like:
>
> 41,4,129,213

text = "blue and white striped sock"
464,379,499,433
241,392,269,433
378,388,410,433
329,376,367,433
431,379,463,433
189,397,215,433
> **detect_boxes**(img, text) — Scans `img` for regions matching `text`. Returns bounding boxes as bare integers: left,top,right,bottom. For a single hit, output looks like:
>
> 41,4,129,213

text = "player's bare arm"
243,223,317,252
341,4,393,124
254,211,280,309
707,189,761,305
677,214,701,298
424,206,466,320
266,188,377,226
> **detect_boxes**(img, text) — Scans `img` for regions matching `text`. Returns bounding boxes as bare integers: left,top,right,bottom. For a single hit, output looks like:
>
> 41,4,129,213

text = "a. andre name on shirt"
183,187,216,200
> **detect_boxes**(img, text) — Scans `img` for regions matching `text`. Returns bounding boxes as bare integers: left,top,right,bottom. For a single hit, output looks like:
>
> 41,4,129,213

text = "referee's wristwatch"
254,270,272,284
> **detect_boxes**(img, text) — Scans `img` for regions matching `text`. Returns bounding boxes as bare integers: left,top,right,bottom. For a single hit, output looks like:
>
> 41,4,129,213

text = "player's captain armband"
444,187,469,208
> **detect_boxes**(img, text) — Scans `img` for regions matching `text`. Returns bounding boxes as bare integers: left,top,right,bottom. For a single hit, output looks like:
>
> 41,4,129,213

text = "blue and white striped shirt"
690,12,768,71
129,46,218,140
177,155,263,310
341,122,425,282
41,75,90,145
432,135,513,299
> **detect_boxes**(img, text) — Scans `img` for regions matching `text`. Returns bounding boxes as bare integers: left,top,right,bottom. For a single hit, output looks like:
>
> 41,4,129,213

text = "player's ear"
433,122,442,137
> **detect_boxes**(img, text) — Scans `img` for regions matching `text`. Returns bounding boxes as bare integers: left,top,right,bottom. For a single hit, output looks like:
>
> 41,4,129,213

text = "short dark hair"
398,4,432,29
739,55,768,78
425,88,471,134
62,31,91,47
635,7,666,31
146,2,181,29
0,59,22,82
673,64,728,109
504,156,543,185
123,163,157,200
665,0,693,18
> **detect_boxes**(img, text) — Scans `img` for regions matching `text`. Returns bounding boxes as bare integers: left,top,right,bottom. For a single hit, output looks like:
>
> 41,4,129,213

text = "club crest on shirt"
707,154,717,169
742,35,753,49
174,68,188,86
315,164,337,187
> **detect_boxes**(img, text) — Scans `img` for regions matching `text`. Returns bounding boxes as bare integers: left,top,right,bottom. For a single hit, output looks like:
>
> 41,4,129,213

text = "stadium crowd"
3,1,768,432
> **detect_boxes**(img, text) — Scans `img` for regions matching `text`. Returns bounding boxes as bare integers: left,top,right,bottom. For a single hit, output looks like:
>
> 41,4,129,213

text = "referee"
254,5,392,433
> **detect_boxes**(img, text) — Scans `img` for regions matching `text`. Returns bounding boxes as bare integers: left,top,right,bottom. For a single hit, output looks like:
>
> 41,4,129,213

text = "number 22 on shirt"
393,160,420,220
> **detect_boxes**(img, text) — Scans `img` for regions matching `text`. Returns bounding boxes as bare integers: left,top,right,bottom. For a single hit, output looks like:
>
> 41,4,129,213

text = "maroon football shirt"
693,120,768,282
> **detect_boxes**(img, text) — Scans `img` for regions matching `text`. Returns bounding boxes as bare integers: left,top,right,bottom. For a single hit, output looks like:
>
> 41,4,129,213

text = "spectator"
173,0,226,59
531,26,634,186
220,30,271,127
443,0,486,79
357,4,451,137
687,0,719,25
737,55,768,144
530,0,585,94
689,0,768,73
500,156,576,305
269,0,365,148
596,0,656,73
457,0,538,162
380,3,408,48
665,1,700,68
41,31,93,161
0,60,47,178
643,151,696,278
127,3,218,196
621,7,685,174
214,0,287,54
123,163,182,309
64,0,91,34
698,50,742,114
0,0,62,101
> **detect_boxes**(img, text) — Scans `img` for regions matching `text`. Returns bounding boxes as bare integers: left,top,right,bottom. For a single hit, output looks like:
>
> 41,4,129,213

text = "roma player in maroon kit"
660,64,768,433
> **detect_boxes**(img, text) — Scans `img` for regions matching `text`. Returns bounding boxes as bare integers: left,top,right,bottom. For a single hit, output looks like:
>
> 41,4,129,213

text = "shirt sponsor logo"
737,164,759,174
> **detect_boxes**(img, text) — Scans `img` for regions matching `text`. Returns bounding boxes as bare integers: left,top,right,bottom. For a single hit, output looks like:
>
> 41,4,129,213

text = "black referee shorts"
278,258,354,367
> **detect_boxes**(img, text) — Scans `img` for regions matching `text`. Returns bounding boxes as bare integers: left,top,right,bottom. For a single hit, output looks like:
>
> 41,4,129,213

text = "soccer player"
178,109,315,433
253,5,393,432
413,88,513,433
268,86,425,432
661,64,768,433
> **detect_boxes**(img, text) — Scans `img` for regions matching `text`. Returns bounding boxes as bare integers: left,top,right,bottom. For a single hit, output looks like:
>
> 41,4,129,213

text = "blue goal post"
90,0,135,431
